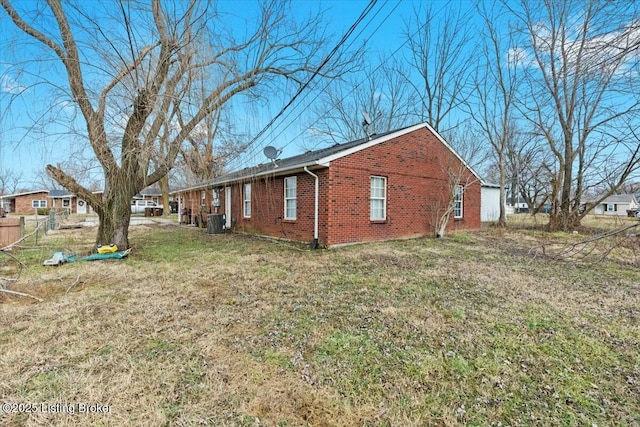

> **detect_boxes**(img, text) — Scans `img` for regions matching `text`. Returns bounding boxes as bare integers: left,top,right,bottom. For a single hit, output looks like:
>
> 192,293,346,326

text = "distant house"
48,189,77,214
174,123,486,247
585,194,639,216
0,189,101,215
505,196,529,214
134,187,162,203
0,190,50,215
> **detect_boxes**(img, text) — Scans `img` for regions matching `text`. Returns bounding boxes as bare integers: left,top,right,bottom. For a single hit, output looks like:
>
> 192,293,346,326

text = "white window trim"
370,176,387,221
243,183,251,218
284,176,297,220
32,200,47,208
454,185,463,219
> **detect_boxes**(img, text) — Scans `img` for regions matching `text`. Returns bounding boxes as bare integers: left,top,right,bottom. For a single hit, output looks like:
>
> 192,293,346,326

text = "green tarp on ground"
81,251,129,261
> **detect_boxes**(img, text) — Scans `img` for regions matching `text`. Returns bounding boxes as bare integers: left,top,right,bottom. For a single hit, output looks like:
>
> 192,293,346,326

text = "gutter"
303,166,319,250
175,161,322,194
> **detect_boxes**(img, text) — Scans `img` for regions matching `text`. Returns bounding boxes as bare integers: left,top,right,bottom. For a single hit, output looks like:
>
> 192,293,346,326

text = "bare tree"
507,0,640,231
468,2,520,227
508,135,553,214
402,3,473,133
308,57,415,145
432,160,479,238
1,0,334,248
0,168,23,195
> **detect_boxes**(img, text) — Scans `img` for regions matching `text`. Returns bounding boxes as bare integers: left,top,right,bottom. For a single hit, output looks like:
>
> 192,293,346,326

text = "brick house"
174,123,483,247
1,189,101,215
0,190,50,214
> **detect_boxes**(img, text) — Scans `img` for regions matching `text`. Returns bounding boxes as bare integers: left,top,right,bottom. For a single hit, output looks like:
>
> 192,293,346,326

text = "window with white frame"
243,183,251,218
454,185,464,218
370,176,387,221
32,200,47,208
606,203,615,212
284,176,297,220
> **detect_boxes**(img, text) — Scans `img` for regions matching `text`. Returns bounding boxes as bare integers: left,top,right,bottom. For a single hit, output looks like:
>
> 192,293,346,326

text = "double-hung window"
284,176,297,220
370,176,387,221
454,185,464,218
32,200,47,208
243,183,251,218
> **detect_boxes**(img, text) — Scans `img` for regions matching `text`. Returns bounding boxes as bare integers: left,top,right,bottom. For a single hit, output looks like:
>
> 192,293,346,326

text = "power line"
233,0,378,162
225,0,382,170
238,0,441,165
226,0,450,172
282,0,451,156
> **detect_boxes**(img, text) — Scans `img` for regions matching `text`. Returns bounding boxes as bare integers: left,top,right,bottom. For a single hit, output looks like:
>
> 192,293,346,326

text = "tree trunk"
548,209,581,232
95,189,134,250
160,175,170,217
497,151,507,227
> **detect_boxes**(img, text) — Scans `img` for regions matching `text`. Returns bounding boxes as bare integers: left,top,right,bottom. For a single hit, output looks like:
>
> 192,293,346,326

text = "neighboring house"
134,187,178,213
174,123,484,247
584,194,639,216
48,189,77,214
0,189,101,215
505,196,529,214
481,184,501,222
134,187,162,204
0,190,50,214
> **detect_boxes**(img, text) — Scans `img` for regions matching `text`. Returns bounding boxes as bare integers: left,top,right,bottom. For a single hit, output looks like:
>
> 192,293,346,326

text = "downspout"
304,166,319,250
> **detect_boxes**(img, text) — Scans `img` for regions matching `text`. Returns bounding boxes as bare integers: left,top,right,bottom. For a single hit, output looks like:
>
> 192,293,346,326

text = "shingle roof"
174,128,402,193
48,189,75,198
0,189,49,198
601,194,637,204
584,193,638,204
175,122,483,193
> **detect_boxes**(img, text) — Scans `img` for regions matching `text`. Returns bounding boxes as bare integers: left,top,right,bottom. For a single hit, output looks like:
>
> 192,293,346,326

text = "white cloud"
525,16,640,77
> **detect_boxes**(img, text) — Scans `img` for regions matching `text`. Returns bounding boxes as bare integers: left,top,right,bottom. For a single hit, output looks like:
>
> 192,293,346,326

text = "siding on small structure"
586,194,638,216
481,185,501,222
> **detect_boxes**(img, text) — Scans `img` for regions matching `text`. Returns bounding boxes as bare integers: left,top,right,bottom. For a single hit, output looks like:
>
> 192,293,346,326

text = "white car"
131,200,161,214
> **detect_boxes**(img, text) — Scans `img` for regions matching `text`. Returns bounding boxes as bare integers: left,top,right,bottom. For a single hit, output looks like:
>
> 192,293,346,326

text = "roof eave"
173,161,326,193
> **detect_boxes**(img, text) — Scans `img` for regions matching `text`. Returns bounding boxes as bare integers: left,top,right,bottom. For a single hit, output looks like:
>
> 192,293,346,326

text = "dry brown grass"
0,219,639,426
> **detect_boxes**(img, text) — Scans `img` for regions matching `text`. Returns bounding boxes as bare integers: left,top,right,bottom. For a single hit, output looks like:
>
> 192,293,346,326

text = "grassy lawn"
0,219,639,426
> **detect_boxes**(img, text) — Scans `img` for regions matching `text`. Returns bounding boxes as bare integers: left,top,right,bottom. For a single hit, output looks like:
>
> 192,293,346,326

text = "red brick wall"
231,170,329,245
176,127,481,247
326,127,481,246
12,192,49,214
179,189,217,224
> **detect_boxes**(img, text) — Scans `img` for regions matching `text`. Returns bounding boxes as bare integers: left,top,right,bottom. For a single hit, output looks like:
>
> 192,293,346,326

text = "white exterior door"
77,199,87,214
225,187,231,228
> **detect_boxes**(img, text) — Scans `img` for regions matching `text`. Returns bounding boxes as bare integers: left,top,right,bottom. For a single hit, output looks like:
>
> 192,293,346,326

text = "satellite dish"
362,111,373,140
362,111,372,126
263,146,280,160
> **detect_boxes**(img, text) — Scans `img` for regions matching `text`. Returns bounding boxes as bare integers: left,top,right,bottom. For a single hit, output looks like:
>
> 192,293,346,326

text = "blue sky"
1,0,463,190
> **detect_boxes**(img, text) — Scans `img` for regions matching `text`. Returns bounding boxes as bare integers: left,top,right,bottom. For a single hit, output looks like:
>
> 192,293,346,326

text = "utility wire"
236,0,439,166
233,0,378,163
276,2,445,157
225,0,380,170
